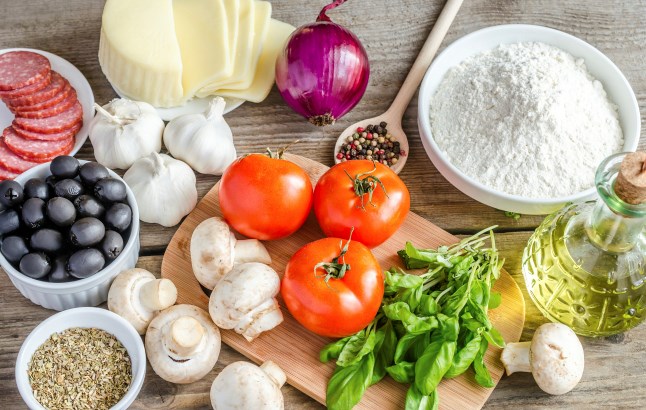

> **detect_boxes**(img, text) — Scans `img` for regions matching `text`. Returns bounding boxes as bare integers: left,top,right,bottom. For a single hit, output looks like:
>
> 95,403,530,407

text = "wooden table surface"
1,0,645,409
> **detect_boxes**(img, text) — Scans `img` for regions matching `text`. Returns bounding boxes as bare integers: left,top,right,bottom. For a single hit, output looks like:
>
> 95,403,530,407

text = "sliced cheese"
196,0,271,97
99,0,184,107
173,0,232,99
217,19,295,103
224,0,241,65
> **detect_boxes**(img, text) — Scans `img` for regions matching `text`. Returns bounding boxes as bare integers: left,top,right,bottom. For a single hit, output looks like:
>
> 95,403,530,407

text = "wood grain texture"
161,154,525,409
0,0,645,409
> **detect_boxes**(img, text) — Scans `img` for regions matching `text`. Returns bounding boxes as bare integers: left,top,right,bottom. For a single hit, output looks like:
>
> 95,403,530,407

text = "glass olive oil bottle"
523,152,646,337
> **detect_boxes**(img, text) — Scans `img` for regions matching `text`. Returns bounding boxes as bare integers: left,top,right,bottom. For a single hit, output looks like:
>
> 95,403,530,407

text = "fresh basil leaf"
409,332,431,362
326,353,375,410
488,292,502,309
395,333,421,363
439,315,459,342
444,335,481,378
320,337,350,363
467,300,492,330
386,361,415,383
415,340,456,395
483,328,505,348
469,281,485,305
473,338,495,388
399,285,424,313
385,268,424,290
418,294,439,316
441,283,469,316
404,385,439,410
372,321,396,385
398,242,453,269
383,302,438,335
337,329,377,367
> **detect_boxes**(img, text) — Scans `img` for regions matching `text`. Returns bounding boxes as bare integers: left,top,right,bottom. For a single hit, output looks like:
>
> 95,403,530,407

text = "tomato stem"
265,140,301,159
314,228,354,283
345,163,389,210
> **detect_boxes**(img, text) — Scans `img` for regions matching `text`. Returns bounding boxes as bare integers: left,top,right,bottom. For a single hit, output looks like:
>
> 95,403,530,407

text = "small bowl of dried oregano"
15,307,146,410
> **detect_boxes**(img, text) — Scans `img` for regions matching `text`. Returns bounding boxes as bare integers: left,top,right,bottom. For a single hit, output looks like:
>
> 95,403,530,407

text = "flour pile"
430,42,623,199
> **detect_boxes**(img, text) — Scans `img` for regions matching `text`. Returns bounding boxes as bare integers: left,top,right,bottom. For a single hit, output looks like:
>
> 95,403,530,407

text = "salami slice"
11,83,74,113
0,138,41,173
4,71,66,107
0,51,51,91
13,121,81,142
0,164,18,180
3,127,73,161
13,101,83,134
0,71,51,100
15,92,77,119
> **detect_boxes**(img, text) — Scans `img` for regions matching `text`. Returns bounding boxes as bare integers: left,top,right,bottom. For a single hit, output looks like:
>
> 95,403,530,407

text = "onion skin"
275,5,370,126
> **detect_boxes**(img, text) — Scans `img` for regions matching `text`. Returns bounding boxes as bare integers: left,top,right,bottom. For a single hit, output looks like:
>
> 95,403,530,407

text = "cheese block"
99,0,184,107
173,0,232,99
197,0,271,97
217,19,294,103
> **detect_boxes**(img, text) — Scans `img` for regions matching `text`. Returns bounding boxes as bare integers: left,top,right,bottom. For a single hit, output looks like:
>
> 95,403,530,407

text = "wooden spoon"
334,0,464,174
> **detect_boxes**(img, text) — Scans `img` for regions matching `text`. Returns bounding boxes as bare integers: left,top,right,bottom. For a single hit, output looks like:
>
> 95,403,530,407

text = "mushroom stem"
233,239,271,265
164,316,205,357
260,361,287,388
139,278,178,311
500,341,531,375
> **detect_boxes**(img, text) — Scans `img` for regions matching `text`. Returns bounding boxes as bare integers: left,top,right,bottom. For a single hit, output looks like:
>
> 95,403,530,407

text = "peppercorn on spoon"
334,0,463,174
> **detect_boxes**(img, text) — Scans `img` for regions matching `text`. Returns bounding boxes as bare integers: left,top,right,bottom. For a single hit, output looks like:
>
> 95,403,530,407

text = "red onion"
275,0,370,126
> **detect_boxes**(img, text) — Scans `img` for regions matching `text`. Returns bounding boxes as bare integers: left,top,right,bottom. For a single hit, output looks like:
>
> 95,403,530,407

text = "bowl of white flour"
418,24,640,214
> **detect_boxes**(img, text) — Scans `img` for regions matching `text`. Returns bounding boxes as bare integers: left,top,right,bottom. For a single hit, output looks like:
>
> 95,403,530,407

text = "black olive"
0,180,24,208
54,179,85,200
69,217,105,247
105,203,132,233
1,235,29,264
0,209,21,235
74,195,105,219
100,230,124,261
79,162,110,188
94,178,127,203
46,197,76,227
48,255,75,283
21,198,46,229
30,228,64,253
50,156,80,179
67,248,105,279
24,178,51,202
19,252,50,279
45,175,58,192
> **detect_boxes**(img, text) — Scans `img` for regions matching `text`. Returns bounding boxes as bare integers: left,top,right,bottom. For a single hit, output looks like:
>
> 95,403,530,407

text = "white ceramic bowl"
0,161,140,310
15,307,146,410
418,24,641,214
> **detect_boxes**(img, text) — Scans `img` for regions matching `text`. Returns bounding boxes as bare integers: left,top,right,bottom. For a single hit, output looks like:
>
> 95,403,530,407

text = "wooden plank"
161,154,525,409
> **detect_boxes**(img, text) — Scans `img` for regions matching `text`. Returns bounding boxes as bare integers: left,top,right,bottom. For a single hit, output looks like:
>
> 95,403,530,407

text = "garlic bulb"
163,97,236,175
90,98,164,170
123,152,197,227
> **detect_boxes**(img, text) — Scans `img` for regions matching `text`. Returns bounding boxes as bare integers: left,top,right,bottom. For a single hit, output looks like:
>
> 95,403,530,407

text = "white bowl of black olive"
0,156,140,310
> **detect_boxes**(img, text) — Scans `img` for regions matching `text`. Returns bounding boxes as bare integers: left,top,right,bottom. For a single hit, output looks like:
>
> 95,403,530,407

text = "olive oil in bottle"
523,152,646,337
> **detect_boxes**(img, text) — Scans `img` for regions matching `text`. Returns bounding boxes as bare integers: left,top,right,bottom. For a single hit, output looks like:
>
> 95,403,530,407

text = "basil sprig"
321,227,505,410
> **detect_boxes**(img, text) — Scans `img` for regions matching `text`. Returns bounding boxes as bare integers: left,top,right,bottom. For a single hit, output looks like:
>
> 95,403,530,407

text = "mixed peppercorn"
336,122,405,167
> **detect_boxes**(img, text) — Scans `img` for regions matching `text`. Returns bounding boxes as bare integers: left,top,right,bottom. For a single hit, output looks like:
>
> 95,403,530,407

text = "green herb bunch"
321,227,505,410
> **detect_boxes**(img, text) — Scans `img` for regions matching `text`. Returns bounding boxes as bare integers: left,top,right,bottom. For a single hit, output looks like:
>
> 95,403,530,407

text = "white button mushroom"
209,262,283,341
191,217,271,289
107,268,178,334
145,304,221,384
500,322,584,395
210,361,286,410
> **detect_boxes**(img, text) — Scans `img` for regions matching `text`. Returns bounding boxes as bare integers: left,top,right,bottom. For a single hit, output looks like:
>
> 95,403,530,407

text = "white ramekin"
0,161,140,310
418,24,640,215
15,307,146,410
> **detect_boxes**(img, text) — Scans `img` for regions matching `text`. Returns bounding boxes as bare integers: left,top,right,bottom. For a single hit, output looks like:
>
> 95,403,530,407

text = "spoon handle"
387,0,464,119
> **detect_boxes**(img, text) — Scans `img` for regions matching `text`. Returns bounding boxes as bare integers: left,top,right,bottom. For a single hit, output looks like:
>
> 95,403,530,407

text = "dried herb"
28,327,132,410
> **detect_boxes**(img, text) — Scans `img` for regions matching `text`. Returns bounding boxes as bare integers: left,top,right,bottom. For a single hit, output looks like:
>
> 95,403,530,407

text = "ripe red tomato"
313,160,410,248
219,153,313,240
281,237,384,338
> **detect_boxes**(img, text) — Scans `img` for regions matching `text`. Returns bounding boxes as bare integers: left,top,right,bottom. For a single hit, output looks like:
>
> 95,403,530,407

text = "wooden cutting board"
161,154,525,409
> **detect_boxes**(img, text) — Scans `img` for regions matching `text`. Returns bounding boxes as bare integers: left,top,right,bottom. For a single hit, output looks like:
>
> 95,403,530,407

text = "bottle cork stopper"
614,152,646,205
